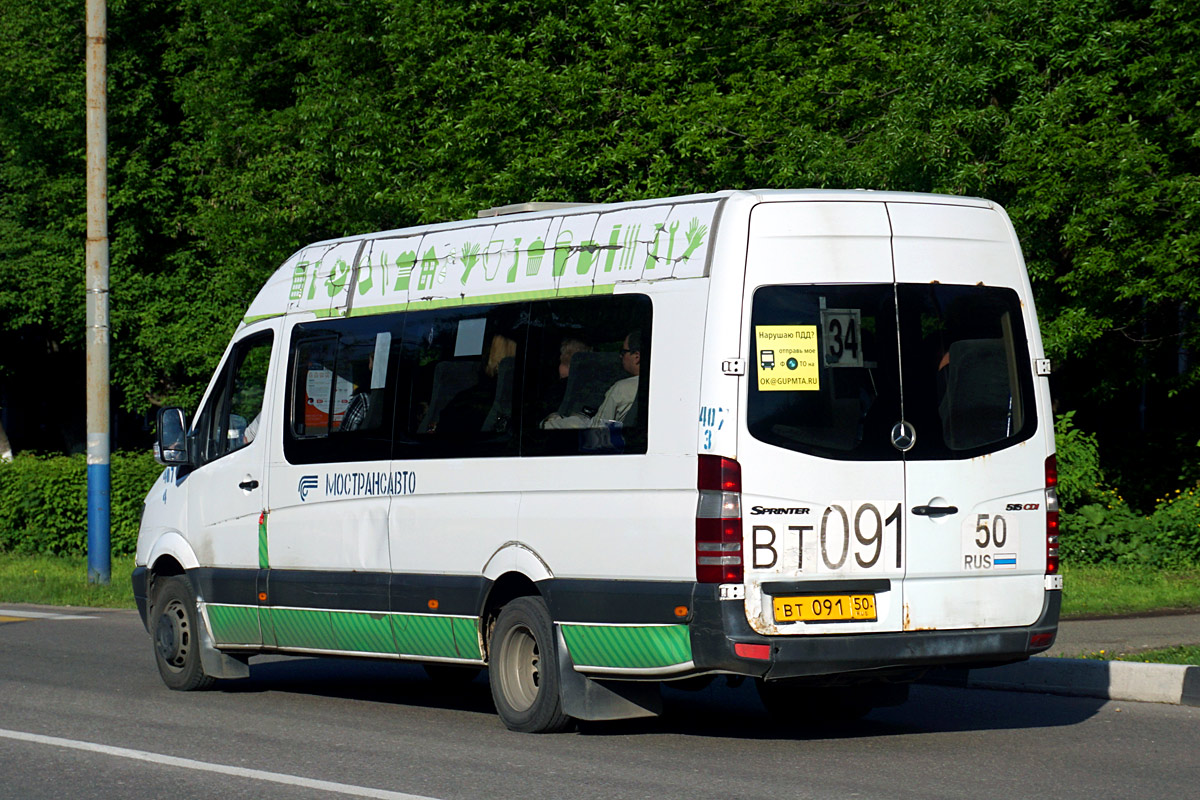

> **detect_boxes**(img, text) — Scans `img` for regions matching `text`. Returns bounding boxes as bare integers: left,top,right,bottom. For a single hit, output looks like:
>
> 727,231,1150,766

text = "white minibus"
133,189,1061,732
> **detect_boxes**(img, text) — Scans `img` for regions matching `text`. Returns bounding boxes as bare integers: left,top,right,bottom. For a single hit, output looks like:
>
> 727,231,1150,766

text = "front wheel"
489,596,572,733
150,574,215,691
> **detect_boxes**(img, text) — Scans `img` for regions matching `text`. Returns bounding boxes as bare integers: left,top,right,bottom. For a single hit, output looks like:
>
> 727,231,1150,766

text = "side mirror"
155,407,193,467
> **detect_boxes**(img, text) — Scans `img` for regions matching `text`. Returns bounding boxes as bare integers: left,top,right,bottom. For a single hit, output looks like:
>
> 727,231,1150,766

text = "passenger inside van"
481,333,519,433
537,338,592,422
427,333,517,434
541,331,642,429
340,353,373,432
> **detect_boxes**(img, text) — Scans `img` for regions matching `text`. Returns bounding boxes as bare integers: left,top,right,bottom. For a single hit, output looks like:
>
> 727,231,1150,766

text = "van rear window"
747,284,1037,461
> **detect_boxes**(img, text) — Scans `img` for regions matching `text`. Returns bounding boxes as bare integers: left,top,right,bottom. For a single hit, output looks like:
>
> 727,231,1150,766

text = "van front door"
185,327,276,647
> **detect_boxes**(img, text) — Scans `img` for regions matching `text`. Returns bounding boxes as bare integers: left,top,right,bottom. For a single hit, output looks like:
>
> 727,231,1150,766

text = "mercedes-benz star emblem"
890,420,916,452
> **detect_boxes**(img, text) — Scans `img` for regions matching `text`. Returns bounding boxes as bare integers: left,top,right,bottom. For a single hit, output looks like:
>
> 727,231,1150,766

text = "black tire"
488,596,572,733
756,680,909,723
150,575,215,691
423,663,483,685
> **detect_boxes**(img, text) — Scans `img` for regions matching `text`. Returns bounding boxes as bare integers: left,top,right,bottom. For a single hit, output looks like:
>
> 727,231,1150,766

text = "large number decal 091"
751,502,902,573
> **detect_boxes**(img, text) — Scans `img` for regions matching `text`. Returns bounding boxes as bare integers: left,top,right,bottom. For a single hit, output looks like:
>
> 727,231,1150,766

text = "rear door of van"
888,201,1047,630
738,201,907,636
738,198,1048,638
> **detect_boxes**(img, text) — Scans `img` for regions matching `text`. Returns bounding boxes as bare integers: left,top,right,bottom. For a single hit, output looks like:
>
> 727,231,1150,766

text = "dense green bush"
0,451,162,556
1053,411,1106,509
1057,413,1200,567
1146,484,1200,568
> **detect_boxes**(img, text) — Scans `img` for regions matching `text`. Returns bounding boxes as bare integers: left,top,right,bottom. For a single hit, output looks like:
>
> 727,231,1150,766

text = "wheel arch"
139,531,199,601
147,531,199,573
479,541,554,661
479,571,543,662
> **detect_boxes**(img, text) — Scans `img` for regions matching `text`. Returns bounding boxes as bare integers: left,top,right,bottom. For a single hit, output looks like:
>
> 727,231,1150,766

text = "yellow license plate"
772,594,877,623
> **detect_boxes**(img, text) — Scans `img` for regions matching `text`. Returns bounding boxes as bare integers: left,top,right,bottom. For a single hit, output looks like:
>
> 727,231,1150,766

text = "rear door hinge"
722,358,746,376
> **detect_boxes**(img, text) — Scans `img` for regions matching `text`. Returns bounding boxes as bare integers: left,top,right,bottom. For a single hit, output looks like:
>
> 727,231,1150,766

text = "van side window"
194,331,274,465
394,305,524,460
521,295,652,456
291,337,338,438
284,317,399,465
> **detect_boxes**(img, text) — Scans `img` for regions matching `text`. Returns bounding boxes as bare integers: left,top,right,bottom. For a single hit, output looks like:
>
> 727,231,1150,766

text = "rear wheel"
489,596,572,733
150,575,215,691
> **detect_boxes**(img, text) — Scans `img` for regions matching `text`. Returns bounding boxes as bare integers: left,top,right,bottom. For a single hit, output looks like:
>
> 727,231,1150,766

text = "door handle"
912,505,957,518
238,479,260,491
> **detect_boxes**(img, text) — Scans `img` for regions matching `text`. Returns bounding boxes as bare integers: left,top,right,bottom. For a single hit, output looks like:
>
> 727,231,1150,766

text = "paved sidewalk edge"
926,658,1200,707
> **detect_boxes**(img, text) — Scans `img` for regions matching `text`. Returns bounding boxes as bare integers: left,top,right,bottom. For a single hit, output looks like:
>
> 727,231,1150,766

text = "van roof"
304,189,992,248
241,189,995,326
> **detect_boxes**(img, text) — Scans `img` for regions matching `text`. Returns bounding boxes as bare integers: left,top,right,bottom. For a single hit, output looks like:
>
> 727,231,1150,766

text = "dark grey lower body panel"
688,585,1061,682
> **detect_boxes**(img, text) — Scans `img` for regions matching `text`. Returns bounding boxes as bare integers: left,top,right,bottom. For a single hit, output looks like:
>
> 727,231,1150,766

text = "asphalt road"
1,606,1198,800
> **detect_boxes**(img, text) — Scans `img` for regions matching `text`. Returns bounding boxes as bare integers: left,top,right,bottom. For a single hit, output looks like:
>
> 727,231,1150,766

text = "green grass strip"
0,554,136,608
1077,645,1200,666
1060,563,1200,619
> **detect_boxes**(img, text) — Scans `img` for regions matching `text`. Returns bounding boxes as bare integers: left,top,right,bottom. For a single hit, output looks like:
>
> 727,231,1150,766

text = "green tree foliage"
0,0,1197,490
0,451,161,555
0,3,86,344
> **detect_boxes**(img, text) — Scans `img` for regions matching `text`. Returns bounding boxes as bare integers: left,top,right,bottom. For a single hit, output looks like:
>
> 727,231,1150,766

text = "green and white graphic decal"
206,604,484,662
560,623,692,672
244,201,718,323
204,604,689,675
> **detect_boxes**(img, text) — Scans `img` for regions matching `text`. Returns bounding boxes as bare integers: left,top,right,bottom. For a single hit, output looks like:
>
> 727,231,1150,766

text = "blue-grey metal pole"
86,0,110,585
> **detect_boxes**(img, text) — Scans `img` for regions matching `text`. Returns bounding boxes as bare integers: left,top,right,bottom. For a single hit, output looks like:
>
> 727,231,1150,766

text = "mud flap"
197,606,251,680
556,630,662,721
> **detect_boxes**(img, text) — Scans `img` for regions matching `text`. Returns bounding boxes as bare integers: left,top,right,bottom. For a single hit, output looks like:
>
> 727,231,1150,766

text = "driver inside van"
541,330,642,429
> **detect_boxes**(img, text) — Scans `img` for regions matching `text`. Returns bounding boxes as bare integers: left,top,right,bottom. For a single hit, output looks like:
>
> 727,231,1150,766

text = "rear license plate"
772,594,877,623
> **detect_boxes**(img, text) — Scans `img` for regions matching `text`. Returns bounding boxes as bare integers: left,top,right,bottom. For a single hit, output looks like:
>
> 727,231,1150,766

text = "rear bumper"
688,584,1061,682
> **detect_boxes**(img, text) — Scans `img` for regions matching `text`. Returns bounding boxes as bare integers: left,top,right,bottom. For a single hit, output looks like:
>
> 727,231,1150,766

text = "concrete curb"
928,658,1200,707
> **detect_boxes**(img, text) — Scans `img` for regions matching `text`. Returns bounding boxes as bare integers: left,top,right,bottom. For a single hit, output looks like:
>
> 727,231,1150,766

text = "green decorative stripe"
561,624,692,670
557,283,614,297
452,617,482,660
271,608,334,650
257,515,268,570
348,301,408,317
213,606,482,661
392,613,459,659
241,312,283,326
260,607,277,647
207,605,261,646
332,611,396,653
399,297,466,310
451,288,570,306
346,283,618,319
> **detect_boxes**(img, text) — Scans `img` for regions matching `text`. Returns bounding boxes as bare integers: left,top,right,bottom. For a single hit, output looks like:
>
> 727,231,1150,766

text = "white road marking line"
0,608,95,620
0,728,440,800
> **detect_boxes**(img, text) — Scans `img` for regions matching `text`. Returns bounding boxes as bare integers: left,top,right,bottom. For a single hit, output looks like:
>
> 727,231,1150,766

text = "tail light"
697,455,743,583
1045,454,1060,575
